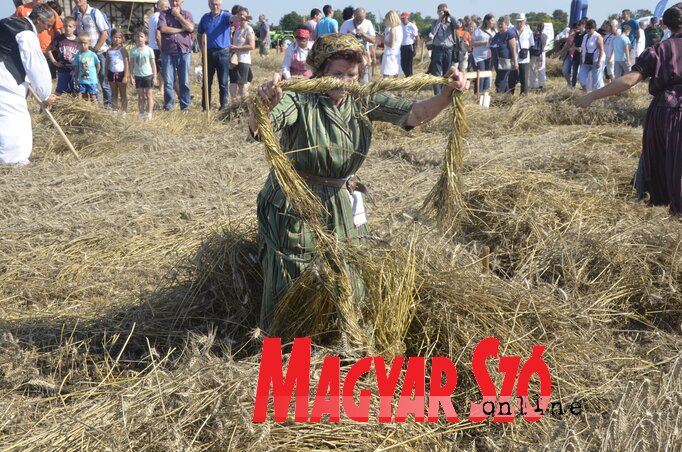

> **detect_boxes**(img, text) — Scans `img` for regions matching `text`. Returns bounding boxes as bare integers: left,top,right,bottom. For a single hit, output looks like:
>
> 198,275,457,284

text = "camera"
443,10,450,18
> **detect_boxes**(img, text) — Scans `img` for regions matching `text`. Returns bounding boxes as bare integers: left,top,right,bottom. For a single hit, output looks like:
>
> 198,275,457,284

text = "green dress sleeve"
269,91,300,132
365,92,415,130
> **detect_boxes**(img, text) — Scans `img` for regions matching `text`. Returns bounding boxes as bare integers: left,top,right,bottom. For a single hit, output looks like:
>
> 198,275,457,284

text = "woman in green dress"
249,33,469,330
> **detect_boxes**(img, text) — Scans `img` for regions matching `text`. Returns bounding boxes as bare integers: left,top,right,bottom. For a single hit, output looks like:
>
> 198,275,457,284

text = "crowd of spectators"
6,0,675,115
557,9,668,93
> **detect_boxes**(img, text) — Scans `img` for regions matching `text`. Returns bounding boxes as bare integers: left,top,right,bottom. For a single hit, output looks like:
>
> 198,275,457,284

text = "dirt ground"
1,52,681,450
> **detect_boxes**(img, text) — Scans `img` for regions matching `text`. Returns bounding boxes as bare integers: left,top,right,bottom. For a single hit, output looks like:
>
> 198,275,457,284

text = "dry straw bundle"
422,92,468,224
31,98,161,159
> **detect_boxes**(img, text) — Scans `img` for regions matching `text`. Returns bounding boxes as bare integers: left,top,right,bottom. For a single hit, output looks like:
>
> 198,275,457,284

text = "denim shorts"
79,83,99,95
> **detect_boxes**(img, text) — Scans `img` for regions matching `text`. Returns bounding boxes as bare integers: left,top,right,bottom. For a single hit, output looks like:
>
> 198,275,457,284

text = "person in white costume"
0,4,57,165
380,11,402,77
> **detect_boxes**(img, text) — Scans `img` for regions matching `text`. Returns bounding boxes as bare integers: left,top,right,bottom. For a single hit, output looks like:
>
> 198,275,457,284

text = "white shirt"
636,28,645,56
582,32,601,64
76,5,109,53
233,25,253,64
0,18,52,164
281,41,312,79
603,33,616,61
148,12,160,50
16,19,52,101
555,27,570,41
339,18,375,52
383,26,402,55
516,25,534,64
401,21,418,46
305,19,317,39
471,27,495,62
339,18,354,34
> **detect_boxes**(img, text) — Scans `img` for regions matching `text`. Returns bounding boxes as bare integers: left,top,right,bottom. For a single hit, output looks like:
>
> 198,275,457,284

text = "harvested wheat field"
1,53,681,450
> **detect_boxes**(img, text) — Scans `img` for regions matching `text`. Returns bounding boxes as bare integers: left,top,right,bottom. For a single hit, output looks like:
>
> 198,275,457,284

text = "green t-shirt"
130,45,155,77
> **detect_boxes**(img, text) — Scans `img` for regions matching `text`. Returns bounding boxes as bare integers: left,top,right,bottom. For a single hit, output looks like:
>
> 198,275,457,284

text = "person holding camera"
428,3,460,94
339,7,375,83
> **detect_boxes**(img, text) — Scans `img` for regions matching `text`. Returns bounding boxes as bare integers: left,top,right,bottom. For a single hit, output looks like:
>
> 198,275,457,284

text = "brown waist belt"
296,170,367,194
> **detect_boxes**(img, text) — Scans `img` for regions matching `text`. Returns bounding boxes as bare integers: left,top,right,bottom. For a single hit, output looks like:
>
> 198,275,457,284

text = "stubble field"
1,51,681,450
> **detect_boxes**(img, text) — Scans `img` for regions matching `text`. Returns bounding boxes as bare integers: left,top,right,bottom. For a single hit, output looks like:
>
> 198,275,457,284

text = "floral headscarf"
306,33,365,70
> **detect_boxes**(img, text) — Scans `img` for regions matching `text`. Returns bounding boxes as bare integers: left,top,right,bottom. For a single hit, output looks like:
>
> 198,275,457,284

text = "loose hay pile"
31,98,160,159
1,61,681,450
30,96,231,161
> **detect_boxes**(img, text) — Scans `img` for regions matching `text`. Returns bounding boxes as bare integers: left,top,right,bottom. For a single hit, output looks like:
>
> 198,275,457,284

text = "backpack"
530,32,543,57
74,8,112,46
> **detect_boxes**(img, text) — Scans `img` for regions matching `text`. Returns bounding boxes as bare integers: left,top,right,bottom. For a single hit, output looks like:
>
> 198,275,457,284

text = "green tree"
527,11,552,23
552,9,568,27
279,11,303,30
332,9,345,25
608,13,620,21
402,11,434,37
550,9,568,33
633,9,653,18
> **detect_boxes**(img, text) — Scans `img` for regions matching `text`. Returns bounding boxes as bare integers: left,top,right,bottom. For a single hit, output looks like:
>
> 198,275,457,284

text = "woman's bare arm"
576,71,642,107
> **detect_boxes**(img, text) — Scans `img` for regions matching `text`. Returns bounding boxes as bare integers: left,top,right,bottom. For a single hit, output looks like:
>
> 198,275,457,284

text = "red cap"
400,11,409,19
295,28,310,38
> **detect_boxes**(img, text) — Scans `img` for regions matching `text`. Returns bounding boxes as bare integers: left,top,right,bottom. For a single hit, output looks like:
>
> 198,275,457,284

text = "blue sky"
0,1,663,27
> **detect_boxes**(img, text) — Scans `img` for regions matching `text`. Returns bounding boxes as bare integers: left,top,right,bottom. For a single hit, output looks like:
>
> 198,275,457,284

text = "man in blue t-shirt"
198,0,232,110
316,4,338,37
621,9,640,62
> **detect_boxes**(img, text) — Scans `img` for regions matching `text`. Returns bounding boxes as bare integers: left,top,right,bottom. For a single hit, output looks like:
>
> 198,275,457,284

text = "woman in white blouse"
230,7,255,99
602,20,618,84
281,26,313,79
578,19,604,92
380,11,402,77
470,13,496,93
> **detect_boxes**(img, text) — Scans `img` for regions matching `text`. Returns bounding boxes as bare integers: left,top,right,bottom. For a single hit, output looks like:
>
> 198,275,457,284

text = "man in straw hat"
249,33,469,330
0,4,57,165
510,12,534,95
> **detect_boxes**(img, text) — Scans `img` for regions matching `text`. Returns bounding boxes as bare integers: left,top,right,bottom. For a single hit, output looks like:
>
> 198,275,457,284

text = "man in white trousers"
0,4,57,165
